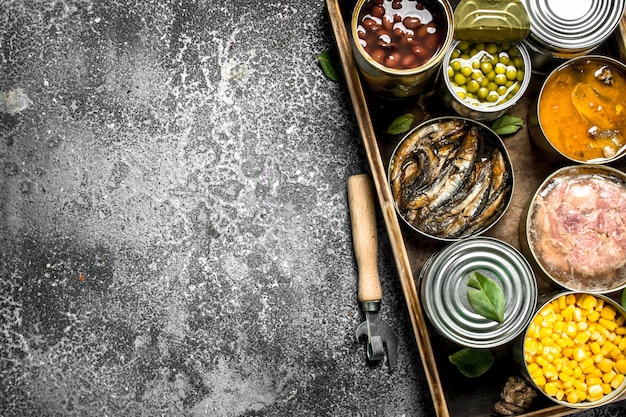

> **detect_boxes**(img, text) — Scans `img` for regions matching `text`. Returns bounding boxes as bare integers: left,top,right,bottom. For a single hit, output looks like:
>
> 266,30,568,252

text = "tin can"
514,291,626,409
519,165,626,294
351,0,454,98
419,237,537,348
439,40,532,122
528,55,626,165
521,0,626,73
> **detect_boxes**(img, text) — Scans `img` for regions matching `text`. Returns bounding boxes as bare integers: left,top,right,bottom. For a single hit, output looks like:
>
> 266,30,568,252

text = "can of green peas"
419,236,537,348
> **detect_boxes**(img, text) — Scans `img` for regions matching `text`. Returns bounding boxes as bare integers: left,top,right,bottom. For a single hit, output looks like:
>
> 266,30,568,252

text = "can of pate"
521,0,626,73
420,236,537,348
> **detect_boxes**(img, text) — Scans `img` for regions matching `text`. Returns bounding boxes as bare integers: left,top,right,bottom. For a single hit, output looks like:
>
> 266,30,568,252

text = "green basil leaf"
318,48,343,82
467,271,505,323
386,113,415,135
621,289,626,311
449,348,494,378
492,114,523,135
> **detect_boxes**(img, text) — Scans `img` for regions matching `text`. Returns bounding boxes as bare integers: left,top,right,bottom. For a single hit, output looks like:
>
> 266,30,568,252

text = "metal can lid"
420,237,537,348
522,0,626,53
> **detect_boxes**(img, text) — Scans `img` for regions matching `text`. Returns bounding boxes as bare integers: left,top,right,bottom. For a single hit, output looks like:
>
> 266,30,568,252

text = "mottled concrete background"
1,1,431,416
1,1,625,417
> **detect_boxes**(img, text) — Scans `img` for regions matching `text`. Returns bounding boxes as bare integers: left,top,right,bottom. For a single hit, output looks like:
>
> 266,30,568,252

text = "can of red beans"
351,0,454,98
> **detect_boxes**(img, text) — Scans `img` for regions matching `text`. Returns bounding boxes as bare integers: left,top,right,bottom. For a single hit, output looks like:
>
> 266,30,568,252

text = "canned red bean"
355,0,448,70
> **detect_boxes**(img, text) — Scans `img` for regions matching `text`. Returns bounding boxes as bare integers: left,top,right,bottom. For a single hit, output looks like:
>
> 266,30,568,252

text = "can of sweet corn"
419,236,537,348
516,291,626,408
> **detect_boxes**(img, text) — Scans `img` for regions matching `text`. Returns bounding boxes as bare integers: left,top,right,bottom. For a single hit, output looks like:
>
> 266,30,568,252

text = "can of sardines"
419,236,537,348
388,116,514,241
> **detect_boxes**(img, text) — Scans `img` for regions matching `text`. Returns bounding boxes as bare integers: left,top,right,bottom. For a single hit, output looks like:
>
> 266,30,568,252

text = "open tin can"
419,237,537,348
521,0,626,73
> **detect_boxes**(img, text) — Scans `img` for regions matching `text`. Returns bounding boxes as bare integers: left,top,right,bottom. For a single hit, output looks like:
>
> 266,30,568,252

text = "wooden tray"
325,1,626,416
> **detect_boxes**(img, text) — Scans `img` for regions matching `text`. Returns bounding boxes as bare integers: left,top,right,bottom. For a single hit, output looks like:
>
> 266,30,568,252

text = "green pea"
494,73,508,86
494,63,507,75
517,70,525,82
480,77,489,87
472,60,481,70
447,66,454,77
453,73,467,85
451,60,462,72
467,79,480,93
451,48,461,59
497,85,508,96
505,66,517,81
486,91,499,102
461,66,473,77
486,43,498,55
456,90,467,100
471,71,482,81
486,71,496,81
458,40,471,51
487,81,498,92
480,61,493,74
498,52,510,65
477,87,489,100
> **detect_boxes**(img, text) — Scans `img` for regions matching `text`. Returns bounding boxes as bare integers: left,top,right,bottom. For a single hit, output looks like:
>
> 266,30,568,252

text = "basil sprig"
449,348,494,378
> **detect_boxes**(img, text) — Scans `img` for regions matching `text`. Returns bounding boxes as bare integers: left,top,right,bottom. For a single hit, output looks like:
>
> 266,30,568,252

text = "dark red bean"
385,51,401,68
369,48,386,64
382,15,394,31
392,0,402,9
377,31,392,47
403,17,421,30
402,54,418,68
362,17,381,32
370,5,385,18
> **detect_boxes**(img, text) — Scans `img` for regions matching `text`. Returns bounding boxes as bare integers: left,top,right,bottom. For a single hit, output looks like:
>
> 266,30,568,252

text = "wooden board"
325,1,626,416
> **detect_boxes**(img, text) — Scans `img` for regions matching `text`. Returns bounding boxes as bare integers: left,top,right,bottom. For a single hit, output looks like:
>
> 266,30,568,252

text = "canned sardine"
420,237,537,348
521,0,626,73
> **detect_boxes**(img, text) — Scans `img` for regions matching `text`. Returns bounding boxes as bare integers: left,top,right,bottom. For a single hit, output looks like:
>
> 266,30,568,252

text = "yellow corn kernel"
543,364,558,380
601,306,617,320
579,294,597,310
566,294,577,305
566,390,581,404
561,304,576,319
545,312,558,326
525,339,538,356
573,379,587,392
610,347,623,360
599,358,614,373
602,370,617,384
555,389,565,401
590,341,602,355
611,373,625,388
580,358,595,371
587,311,601,322
564,322,577,338
577,321,589,331
536,356,549,367
587,368,603,379
601,341,616,356
533,375,547,387
560,365,573,376
572,366,583,379
562,347,573,359
602,383,613,394
616,326,626,336
592,353,605,364
573,347,588,362
573,308,583,322
576,331,591,345
615,358,626,374
587,376,603,386
596,298,605,310
617,315,625,326
541,304,555,316
559,372,572,383
597,324,611,339
530,369,544,381
540,326,554,338
557,295,567,310
544,382,557,396
600,318,618,332
588,384,604,398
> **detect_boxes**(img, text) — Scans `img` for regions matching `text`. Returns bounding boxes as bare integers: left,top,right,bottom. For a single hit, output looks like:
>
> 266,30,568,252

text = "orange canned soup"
356,0,448,70
538,58,626,162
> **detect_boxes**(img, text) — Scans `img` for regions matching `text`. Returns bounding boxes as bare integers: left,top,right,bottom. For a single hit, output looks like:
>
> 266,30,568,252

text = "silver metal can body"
419,237,537,348
521,0,626,73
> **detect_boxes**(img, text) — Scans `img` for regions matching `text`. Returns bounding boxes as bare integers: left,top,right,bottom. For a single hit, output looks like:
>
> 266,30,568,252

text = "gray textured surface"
1,1,625,417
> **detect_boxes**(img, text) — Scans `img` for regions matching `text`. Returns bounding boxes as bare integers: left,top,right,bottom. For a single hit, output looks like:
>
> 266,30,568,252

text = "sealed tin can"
515,291,626,409
351,0,454,98
521,0,626,73
419,237,537,348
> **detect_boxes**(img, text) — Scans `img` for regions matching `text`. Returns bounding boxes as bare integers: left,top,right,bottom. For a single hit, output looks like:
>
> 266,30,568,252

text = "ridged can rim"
420,237,537,348
522,0,626,53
